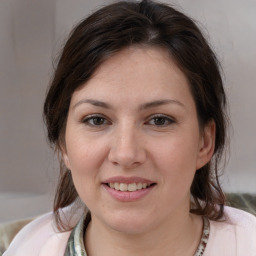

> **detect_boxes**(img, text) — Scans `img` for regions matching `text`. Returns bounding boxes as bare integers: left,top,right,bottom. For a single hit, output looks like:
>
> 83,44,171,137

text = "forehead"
93,46,185,85
70,46,194,108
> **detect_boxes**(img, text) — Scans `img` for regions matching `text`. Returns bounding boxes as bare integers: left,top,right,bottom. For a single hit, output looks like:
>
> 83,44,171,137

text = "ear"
60,144,71,170
63,153,71,170
196,119,216,170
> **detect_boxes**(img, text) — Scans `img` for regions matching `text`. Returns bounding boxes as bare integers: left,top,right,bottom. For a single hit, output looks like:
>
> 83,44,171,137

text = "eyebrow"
73,98,185,110
73,99,112,110
139,99,185,110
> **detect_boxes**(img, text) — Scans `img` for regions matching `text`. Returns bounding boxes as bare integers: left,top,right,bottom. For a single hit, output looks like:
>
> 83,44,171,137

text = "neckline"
64,213,210,256
194,216,210,256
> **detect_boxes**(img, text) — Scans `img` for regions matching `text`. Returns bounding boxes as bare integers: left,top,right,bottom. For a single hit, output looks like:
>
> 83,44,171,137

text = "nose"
108,123,146,168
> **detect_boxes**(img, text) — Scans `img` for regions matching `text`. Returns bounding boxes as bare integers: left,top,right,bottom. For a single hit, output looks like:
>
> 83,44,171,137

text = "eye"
82,115,110,127
146,114,175,127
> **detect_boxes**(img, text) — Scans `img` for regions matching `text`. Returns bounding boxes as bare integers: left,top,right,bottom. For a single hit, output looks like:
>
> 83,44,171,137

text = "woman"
4,0,256,255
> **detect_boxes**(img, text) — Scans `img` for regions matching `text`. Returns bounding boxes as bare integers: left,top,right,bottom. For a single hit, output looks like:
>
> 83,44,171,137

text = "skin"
63,46,215,256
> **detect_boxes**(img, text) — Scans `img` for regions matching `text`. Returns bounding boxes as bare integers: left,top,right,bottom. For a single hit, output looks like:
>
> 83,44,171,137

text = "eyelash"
81,114,175,128
82,114,111,127
146,114,175,127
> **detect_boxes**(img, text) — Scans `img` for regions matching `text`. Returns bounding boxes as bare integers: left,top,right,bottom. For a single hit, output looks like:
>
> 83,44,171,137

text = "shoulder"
3,212,70,256
224,205,256,229
3,206,83,256
205,206,256,256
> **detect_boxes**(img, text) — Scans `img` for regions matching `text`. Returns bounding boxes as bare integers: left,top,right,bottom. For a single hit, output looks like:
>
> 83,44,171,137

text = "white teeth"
128,183,137,192
108,182,152,191
137,183,142,189
114,182,120,190
119,183,128,191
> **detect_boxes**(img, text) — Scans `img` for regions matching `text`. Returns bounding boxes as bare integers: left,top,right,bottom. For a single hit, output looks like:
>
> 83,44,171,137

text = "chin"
102,210,155,235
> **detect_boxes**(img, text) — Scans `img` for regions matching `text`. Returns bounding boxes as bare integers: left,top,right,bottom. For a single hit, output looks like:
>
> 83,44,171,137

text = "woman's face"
63,46,214,234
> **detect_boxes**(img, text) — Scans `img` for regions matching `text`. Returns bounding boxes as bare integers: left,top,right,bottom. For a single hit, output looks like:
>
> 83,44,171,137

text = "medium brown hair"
43,0,228,230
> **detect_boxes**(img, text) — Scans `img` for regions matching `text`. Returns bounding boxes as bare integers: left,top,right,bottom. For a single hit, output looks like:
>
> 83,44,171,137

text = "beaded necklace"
65,213,210,256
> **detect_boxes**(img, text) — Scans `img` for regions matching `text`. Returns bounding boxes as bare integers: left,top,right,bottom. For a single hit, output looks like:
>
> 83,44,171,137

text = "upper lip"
102,176,155,184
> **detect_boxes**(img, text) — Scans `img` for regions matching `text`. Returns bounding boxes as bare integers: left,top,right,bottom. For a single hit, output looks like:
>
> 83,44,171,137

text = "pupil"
93,117,104,125
155,117,165,125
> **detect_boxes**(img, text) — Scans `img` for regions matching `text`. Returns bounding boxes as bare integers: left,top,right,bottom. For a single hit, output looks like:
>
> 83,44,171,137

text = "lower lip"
102,184,155,202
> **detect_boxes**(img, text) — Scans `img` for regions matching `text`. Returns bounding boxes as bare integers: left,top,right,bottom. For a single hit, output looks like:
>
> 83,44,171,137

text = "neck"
85,211,203,256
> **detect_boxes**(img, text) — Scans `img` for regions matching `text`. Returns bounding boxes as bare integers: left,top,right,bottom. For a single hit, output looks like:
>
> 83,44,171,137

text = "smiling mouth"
105,182,156,192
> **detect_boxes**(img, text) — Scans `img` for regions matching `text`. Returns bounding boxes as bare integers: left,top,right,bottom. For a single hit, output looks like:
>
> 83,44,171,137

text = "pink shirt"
3,206,256,256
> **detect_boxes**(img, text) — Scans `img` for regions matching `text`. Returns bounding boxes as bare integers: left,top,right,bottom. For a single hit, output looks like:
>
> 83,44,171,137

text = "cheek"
154,132,199,164
65,129,108,170
151,132,200,184
66,144,100,205
67,145,99,175
64,134,110,194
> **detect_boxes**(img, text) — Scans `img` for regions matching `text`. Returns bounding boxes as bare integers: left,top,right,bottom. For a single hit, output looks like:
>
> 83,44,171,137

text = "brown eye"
147,115,175,127
91,117,105,125
153,117,167,126
82,115,109,126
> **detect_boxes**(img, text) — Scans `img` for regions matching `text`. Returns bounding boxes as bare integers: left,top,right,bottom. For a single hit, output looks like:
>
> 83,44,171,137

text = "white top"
3,206,256,256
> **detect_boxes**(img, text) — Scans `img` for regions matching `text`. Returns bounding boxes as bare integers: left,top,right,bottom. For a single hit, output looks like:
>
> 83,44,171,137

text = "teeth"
128,183,136,192
137,183,142,190
119,183,128,191
108,182,151,191
114,183,120,190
